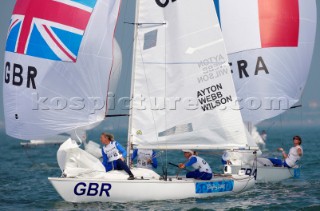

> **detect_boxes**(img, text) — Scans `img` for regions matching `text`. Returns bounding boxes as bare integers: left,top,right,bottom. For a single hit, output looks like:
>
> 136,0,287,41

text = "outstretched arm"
278,148,288,159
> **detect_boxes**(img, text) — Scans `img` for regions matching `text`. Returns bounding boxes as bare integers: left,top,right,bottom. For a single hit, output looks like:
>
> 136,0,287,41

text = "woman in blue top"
178,150,212,180
100,133,134,180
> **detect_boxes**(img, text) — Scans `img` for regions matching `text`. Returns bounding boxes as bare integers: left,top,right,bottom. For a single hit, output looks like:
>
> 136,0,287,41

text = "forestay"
215,0,317,124
130,0,248,149
3,0,121,139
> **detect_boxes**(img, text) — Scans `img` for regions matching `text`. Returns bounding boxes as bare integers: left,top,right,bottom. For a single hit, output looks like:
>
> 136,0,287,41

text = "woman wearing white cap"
178,150,213,180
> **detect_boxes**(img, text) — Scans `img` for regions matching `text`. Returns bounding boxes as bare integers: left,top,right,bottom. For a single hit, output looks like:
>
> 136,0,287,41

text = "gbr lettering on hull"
74,182,112,197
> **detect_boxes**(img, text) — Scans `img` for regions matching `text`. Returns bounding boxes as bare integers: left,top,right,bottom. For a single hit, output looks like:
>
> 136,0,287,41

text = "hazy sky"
0,0,319,133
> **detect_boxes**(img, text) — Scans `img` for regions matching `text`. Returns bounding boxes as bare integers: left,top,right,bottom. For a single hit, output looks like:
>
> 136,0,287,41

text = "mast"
126,0,140,165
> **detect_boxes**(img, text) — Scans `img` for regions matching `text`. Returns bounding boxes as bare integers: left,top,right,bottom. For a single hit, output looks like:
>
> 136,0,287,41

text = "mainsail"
130,0,249,149
3,0,121,139
216,0,317,124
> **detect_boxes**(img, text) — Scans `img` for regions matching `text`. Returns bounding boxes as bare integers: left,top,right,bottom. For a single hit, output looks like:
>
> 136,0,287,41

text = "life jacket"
103,141,122,162
190,155,212,173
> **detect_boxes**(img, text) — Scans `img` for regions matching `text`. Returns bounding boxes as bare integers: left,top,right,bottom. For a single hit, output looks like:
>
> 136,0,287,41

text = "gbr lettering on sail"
4,62,37,89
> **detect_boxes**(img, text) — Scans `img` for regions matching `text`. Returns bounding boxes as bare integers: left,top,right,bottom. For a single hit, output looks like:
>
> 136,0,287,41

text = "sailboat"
3,0,255,202
215,0,317,182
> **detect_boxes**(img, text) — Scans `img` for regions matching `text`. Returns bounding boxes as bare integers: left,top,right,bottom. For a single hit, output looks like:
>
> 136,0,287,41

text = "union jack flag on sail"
6,0,97,62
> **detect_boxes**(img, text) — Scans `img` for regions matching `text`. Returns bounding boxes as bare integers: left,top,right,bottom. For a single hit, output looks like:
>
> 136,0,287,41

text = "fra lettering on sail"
4,62,37,89
230,56,269,79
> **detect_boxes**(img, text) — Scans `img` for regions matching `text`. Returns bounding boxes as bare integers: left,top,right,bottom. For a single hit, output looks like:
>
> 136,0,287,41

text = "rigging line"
265,120,276,133
164,23,168,174
231,176,255,193
126,0,141,165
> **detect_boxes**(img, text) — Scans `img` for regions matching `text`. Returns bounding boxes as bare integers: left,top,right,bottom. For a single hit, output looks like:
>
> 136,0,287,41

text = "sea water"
0,126,319,210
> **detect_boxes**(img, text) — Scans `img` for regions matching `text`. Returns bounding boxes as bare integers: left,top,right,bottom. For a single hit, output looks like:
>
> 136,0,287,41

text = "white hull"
49,174,255,202
51,139,255,202
222,149,301,183
226,165,300,183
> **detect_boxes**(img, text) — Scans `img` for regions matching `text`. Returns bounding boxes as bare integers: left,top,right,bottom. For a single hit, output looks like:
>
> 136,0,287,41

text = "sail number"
74,182,112,197
155,0,177,7
241,168,257,180
4,62,37,89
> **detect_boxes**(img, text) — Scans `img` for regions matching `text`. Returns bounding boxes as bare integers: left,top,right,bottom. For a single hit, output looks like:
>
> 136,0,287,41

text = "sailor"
131,149,158,169
178,150,212,180
278,135,303,168
100,132,135,180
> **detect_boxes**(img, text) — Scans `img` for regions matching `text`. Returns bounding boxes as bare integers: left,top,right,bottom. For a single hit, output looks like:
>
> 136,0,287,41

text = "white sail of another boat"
216,0,317,182
216,0,317,124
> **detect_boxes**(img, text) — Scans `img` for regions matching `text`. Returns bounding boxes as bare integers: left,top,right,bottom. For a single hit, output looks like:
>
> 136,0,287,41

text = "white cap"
182,149,194,154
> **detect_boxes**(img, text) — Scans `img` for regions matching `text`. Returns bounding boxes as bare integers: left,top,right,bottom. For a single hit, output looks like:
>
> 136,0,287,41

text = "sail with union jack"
6,0,97,62
3,0,121,140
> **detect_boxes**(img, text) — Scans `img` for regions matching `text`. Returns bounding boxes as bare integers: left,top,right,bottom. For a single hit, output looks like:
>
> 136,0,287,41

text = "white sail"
130,0,249,149
3,0,121,139
215,0,317,124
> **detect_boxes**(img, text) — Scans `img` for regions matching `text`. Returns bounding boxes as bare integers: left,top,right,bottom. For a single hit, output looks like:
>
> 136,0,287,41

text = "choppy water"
0,126,320,210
